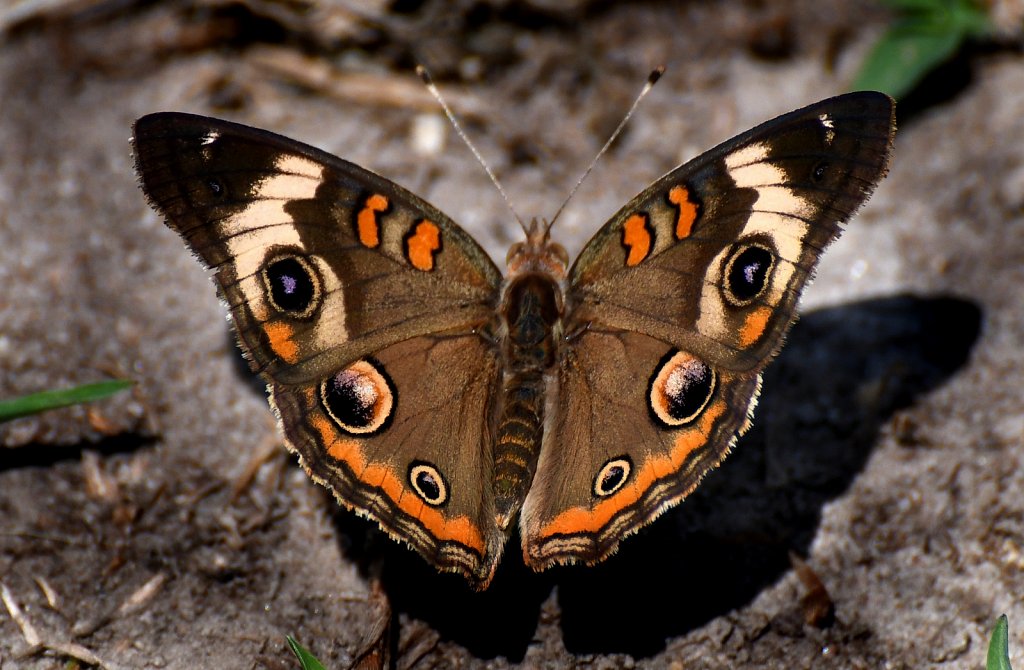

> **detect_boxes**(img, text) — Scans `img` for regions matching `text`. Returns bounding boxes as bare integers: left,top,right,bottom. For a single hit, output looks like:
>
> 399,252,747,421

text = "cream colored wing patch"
696,141,813,352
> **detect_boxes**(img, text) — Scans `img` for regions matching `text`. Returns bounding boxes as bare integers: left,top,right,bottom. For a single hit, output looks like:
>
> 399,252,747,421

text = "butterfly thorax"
492,220,568,528
500,273,561,369
499,219,569,373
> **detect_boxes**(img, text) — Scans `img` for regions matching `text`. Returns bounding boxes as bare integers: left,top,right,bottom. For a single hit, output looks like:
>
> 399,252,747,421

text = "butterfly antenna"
546,65,665,234
417,65,528,235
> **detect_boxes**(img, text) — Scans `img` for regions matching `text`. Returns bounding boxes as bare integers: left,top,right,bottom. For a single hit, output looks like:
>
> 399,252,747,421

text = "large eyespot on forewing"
648,350,717,428
260,251,323,319
319,359,396,436
721,240,775,307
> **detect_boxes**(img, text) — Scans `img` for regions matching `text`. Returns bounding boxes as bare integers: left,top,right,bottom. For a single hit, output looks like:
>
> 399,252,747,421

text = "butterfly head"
506,218,568,280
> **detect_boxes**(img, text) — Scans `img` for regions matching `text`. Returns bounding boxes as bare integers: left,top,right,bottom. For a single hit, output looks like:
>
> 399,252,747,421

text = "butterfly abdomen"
493,273,562,528
493,372,545,529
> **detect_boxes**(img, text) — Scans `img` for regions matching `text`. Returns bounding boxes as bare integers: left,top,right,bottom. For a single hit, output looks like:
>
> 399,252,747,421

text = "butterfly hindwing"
270,332,506,586
521,329,760,568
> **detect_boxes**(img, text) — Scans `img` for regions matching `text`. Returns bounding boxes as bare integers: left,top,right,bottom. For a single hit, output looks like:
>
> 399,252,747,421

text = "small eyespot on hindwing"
593,457,633,497
409,462,449,506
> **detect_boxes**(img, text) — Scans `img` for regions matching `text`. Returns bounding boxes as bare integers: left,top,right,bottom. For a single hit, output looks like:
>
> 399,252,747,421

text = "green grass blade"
988,615,1013,670
853,0,993,99
882,0,956,11
286,636,328,670
0,379,134,423
853,20,962,98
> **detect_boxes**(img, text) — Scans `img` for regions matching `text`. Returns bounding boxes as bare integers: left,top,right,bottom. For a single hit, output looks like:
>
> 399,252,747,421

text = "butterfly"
132,89,895,590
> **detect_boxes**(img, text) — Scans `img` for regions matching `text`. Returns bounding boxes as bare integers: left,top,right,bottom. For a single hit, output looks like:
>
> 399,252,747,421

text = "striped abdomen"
494,273,561,528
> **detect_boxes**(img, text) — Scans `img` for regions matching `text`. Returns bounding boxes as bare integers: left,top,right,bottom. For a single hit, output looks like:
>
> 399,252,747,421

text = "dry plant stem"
33,576,61,610
230,431,284,503
2,581,109,667
1,581,41,647
72,572,167,637
247,46,486,117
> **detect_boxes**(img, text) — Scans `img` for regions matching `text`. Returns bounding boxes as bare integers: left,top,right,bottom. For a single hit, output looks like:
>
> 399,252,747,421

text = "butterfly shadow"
330,293,981,661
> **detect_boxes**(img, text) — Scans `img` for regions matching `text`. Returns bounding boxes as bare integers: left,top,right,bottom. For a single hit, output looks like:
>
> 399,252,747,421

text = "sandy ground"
1,1,1023,668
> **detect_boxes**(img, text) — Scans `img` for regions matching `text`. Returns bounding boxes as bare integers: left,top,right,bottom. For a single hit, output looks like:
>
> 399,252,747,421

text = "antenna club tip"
416,65,433,85
648,66,666,84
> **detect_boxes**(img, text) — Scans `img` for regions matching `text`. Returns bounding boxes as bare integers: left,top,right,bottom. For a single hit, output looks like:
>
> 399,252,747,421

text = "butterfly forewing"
133,113,502,386
567,92,895,373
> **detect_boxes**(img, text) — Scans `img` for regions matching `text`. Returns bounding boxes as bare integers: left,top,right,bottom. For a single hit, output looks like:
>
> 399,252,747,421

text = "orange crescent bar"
622,213,652,266
264,321,300,363
406,220,441,271
538,401,726,537
356,193,388,248
739,306,772,348
312,414,486,553
668,185,699,240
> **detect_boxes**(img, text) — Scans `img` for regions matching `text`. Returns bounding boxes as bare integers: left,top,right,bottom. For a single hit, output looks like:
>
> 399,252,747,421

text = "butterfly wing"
568,92,895,372
133,113,502,385
133,114,507,586
522,92,896,568
270,333,505,585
